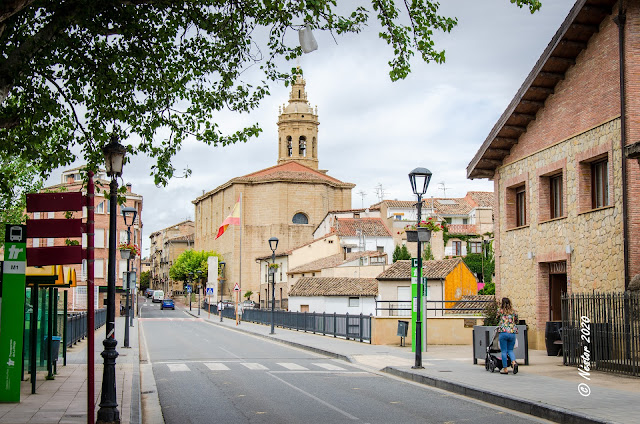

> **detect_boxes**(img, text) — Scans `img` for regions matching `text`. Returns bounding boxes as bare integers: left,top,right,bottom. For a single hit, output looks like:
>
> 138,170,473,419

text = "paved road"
139,300,547,424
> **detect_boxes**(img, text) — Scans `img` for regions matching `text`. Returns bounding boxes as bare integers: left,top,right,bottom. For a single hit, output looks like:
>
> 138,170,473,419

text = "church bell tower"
277,74,319,170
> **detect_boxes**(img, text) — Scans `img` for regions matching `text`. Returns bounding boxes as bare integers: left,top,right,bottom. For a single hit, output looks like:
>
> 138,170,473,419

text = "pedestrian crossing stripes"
164,362,350,373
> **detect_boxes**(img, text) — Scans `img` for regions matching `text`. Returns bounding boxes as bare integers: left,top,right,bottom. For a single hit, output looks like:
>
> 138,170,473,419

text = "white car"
152,290,164,303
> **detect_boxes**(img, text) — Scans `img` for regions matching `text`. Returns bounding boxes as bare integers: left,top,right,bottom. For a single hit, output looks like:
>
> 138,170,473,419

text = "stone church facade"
193,75,354,303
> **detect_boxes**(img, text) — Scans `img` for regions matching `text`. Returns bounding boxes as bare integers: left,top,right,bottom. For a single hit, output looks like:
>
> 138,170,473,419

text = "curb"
382,367,613,424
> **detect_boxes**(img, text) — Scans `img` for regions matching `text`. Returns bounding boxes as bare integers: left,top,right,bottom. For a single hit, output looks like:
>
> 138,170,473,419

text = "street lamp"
219,262,225,322
196,269,203,316
268,237,279,335
408,166,432,369
97,135,126,424
121,206,137,348
188,271,194,311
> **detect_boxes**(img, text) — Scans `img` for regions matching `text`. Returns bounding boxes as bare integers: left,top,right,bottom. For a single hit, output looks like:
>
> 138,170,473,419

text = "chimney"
126,183,132,193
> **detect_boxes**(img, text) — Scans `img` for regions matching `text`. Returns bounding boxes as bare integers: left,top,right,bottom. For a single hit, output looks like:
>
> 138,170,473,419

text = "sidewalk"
0,317,140,424
190,306,639,424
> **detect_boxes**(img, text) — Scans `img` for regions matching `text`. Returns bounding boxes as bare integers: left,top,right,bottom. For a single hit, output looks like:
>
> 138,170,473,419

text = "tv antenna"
357,190,367,208
374,183,385,202
438,182,450,198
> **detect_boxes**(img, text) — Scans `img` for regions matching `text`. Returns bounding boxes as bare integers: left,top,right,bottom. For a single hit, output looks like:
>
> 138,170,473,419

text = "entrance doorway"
549,272,567,321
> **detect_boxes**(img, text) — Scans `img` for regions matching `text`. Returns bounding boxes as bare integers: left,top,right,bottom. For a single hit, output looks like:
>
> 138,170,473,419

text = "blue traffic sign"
186,284,192,293
206,287,215,296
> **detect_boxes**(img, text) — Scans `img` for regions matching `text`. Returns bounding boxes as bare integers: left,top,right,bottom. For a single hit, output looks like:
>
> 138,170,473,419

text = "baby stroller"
485,328,512,373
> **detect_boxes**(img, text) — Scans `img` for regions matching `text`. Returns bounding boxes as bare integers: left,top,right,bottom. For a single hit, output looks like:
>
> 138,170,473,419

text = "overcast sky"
47,0,575,256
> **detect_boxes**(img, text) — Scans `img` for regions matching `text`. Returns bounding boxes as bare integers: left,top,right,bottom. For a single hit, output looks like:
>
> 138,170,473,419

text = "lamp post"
121,206,138,332
121,206,137,348
268,237,279,335
219,262,225,322
97,135,126,424
196,269,203,316
409,167,432,370
188,271,193,311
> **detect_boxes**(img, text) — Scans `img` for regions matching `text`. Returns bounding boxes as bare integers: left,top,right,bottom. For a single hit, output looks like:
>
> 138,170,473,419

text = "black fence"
562,291,640,377
65,308,107,347
203,301,371,343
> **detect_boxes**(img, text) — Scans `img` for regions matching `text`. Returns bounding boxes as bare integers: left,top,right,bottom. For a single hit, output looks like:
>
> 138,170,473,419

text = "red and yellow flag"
215,198,241,239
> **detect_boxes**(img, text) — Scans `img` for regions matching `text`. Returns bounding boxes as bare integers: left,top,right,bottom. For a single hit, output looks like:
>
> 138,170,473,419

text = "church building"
193,74,355,303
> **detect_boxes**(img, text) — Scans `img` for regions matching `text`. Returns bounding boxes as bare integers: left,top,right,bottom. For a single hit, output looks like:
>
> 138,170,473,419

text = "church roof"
193,161,354,204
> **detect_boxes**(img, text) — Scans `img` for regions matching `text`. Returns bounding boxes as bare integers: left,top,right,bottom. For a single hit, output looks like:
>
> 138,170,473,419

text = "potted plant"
118,242,140,260
404,218,444,242
268,263,279,275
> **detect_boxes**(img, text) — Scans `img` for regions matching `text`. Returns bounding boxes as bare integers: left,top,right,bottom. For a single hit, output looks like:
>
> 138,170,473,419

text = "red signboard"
26,219,83,238
26,246,83,267
26,192,83,212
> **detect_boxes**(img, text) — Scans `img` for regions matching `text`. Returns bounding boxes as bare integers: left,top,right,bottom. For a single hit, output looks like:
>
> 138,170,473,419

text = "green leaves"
0,0,543,185
169,249,222,283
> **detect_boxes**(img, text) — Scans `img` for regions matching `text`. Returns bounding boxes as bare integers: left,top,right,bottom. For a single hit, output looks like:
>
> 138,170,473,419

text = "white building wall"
289,296,376,315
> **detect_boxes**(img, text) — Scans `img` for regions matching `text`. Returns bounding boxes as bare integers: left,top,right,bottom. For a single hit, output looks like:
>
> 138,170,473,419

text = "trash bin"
397,320,409,337
545,321,562,356
50,336,61,362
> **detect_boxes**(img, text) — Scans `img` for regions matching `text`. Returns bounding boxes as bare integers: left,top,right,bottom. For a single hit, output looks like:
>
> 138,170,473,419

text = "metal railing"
203,301,371,343
375,298,494,317
562,291,640,377
65,308,107,347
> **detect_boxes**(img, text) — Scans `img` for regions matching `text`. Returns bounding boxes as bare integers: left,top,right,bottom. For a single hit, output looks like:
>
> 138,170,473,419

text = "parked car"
145,288,154,298
161,298,175,310
242,300,258,309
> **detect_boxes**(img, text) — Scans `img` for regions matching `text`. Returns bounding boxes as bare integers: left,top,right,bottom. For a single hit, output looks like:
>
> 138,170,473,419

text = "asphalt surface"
139,300,548,424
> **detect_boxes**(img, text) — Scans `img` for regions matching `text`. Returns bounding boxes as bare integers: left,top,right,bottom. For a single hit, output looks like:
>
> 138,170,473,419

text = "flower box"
120,249,132,260
406,228,432,242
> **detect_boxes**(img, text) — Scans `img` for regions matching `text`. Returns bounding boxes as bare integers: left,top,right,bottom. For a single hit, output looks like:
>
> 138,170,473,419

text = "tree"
243,290,253,300
139,270,151,291
169,249,222,284
0,156,44,247
393,244,411,262
0,0,542,192
422,242,434,261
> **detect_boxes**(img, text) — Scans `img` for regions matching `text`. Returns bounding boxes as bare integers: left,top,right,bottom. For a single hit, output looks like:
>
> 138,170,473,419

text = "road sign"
186,284,192,293
233,282,240,291
206,287,215,296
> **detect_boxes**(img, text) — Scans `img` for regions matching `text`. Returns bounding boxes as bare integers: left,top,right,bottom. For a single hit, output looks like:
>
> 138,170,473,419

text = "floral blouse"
497,308,518,334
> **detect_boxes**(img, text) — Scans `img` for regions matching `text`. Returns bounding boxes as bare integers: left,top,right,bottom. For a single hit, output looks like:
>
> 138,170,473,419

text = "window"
287,136,293,157
94,259,104,279
376,246,384,253
550,174,563,218
394,214,403,220
120,230,128,244
47,238,54,247
444,218,452,224
33,212,40,219
462,218,468,225
96,201,104,214
119,260,127,280
95,229,105,248
32,238,40,248
48,212,55,219
299,136,306,157
292,213,308,224
470,242,482,254
592,159,609,209
516,186,526,227
453,241,462,256
349,297,359,307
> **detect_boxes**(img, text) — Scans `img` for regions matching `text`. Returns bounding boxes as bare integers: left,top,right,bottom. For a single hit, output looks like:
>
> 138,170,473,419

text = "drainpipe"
614,1,630,289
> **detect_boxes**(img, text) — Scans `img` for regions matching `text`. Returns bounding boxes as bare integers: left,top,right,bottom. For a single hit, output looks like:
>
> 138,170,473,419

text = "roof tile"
289,277,378,297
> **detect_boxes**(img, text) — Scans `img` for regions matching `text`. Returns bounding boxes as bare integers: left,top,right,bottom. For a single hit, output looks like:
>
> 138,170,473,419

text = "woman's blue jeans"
499,332,516,368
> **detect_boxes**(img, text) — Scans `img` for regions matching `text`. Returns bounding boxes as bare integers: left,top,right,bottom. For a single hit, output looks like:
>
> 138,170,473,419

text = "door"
549,273,567,321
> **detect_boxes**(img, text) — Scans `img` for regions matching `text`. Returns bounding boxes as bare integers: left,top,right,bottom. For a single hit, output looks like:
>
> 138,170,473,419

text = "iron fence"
562,291,640,377
203,301,371,343
375,297,494,317
65,308,107,347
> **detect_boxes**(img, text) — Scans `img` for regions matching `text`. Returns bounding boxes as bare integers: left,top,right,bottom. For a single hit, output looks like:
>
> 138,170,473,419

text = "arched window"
299,136,306,157
292,213,308,224
287,136,293,157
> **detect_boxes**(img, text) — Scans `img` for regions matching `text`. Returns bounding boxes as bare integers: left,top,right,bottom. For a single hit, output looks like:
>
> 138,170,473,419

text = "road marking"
205,363,230,371
167,364,190,372
277,362,308,371
313,363,346,371
268,373,359,421
242,363,269,370
139,318,201,321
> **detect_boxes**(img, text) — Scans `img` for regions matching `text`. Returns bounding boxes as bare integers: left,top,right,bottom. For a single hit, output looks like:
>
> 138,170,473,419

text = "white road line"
277,362,309,371
268,373,359,421
205,363,230,371
313,363,346,371
167,364,190,372
241,363,269,370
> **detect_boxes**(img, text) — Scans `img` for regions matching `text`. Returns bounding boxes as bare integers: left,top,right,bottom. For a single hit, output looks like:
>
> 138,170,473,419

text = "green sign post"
0,224,27,402
411,258,426,353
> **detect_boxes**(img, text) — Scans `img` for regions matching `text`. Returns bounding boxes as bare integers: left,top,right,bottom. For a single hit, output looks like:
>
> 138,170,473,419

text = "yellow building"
193,74,354,301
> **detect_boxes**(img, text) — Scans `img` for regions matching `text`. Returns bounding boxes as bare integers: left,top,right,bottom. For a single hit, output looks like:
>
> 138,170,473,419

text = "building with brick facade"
467,0,638,349
32,167,143,313
193,74,354,302
149,220,194,294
